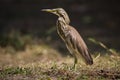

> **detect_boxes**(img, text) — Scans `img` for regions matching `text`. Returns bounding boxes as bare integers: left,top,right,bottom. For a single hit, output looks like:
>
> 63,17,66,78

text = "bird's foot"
70,64,77,71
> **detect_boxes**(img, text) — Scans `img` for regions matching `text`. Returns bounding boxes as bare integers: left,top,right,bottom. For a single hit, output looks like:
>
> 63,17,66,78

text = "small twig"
94,53,101,61
88,38,118,56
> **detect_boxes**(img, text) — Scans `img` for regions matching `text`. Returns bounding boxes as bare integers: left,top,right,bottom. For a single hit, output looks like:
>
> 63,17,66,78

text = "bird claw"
69,64,77,71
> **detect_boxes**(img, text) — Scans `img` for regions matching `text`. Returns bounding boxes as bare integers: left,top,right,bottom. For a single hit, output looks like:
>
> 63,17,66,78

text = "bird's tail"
82,49,93,65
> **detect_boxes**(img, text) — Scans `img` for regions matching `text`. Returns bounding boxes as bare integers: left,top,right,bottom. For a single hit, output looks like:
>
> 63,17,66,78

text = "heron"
42,8,93,69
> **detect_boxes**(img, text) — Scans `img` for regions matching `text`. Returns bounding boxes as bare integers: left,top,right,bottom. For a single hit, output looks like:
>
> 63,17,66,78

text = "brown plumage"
42,8,93,68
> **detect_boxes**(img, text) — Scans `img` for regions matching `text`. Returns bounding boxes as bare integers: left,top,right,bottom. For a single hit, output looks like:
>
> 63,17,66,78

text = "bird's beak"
41,9,53,12
41,9,55,13
41,9,58,16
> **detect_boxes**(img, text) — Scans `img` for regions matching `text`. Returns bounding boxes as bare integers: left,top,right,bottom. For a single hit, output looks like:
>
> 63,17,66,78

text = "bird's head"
42,8,70,24
42,8,65,16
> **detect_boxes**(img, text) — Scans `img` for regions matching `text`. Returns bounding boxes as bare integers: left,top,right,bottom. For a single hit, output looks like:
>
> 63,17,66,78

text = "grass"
0,42,120,80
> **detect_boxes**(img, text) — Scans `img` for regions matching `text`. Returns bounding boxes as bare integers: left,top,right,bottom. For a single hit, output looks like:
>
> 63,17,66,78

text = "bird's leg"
73,54,77,70
65,43,77,70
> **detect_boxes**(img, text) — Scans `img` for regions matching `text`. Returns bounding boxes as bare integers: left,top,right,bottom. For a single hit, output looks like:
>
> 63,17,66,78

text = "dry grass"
0,43,120,80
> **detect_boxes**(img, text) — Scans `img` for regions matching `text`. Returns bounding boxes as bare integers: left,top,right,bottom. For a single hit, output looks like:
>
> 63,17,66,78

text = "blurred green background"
0,0,120,53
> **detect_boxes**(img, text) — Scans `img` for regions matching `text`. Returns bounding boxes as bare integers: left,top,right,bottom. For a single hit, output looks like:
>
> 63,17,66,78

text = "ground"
0,43,120,80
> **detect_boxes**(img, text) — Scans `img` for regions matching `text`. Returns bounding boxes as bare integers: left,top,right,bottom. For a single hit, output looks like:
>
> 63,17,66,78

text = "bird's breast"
57,25,66,41
56,22,70,42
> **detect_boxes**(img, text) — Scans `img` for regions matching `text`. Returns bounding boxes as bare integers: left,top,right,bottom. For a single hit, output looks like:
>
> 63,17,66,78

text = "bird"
42,8,93,69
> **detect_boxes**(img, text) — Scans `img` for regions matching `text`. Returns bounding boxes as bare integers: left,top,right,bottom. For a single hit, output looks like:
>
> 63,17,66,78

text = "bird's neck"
59,15,70,24
57,17,68,28
56,17,70,41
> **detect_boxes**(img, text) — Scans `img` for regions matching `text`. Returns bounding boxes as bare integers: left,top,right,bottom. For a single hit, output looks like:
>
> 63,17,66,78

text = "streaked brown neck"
58,12,70,24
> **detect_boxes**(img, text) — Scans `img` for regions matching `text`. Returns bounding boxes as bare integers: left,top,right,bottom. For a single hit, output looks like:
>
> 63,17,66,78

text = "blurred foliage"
0,30,33,51
0,0,120,51
0,67,32,79
0,49,120,79
88,38,119,56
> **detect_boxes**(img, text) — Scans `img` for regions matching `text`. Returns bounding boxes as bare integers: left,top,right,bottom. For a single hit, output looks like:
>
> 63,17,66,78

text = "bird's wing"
67,27,93,65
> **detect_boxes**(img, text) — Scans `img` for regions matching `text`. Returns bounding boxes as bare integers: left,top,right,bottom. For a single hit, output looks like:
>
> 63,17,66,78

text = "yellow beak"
41,9,54,13
41,9,59,16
